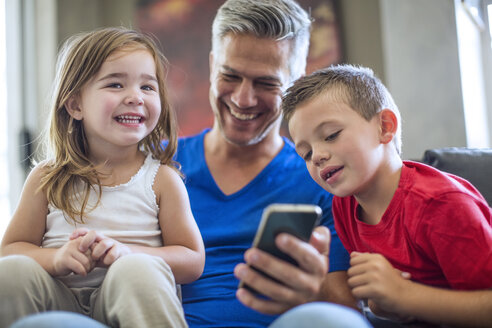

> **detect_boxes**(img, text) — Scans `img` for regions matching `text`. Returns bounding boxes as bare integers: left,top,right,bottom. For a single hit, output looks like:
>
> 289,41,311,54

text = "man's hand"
52,237,95,276
234,226,330,314
70,228,131,267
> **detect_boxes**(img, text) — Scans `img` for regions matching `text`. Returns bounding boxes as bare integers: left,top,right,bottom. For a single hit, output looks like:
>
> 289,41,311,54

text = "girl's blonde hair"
40,27,178,224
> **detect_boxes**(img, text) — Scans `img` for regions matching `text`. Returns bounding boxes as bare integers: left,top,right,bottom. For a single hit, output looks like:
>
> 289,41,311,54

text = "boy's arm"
349,252,492,327
393,281,492,327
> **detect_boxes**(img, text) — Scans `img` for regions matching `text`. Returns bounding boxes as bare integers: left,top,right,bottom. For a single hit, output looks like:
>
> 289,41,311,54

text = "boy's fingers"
349,252,372,265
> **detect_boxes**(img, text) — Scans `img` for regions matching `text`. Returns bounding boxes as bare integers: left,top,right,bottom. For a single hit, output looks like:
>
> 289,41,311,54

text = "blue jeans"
269,302,372,328
12,303,372,328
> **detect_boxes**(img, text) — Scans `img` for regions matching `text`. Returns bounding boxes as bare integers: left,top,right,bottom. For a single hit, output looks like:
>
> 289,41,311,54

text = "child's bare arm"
348,252,492,327
152,165,205,284
1,164,93,276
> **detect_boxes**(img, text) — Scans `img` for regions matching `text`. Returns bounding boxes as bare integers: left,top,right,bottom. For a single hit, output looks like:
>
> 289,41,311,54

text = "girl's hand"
71,228,132,267
52,237,94,276
347,252,413,317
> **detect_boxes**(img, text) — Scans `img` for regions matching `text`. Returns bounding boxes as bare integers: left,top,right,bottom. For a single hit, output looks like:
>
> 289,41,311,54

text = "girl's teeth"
117,115,141,124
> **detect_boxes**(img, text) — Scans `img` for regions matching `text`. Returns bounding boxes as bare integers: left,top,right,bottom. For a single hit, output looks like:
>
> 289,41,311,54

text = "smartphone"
238,203,322,292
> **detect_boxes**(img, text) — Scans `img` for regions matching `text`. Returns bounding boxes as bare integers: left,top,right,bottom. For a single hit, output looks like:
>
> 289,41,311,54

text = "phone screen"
238,204,322,292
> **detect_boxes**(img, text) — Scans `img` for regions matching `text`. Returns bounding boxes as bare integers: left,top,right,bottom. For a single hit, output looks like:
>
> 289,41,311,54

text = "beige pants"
0,254,187,328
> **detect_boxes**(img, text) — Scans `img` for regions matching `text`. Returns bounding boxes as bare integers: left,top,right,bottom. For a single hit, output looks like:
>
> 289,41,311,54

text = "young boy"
282,64,492,327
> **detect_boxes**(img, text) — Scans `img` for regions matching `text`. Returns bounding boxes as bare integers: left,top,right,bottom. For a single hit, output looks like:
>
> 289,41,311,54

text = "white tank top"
42,154,162,287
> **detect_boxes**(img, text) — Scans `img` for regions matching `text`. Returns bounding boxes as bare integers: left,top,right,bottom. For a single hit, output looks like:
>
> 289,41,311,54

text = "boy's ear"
65,96,83,120
379,109,397,145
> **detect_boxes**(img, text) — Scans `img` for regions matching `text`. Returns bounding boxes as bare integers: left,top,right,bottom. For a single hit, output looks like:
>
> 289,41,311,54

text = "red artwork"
136,0,342,137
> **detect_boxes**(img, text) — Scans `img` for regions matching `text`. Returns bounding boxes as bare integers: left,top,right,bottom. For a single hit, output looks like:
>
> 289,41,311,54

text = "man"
176,0,356,326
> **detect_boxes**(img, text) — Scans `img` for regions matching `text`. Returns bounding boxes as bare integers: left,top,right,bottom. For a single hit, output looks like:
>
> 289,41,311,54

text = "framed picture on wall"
136,0,343,137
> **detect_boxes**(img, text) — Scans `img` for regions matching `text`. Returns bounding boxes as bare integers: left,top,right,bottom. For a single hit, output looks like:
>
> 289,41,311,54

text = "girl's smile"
114,113,146,126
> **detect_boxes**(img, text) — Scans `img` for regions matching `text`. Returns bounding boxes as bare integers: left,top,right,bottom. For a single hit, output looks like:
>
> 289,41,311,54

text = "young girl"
0,27,205,328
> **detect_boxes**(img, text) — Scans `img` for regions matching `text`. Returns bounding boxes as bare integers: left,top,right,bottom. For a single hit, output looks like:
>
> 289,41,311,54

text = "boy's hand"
70,228,131,267
348,252,413,317
234,226,330,314
52,237,94,276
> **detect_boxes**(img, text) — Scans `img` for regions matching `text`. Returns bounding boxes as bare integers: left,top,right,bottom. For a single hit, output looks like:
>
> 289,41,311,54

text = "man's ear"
379,109,398,145
65,96,83,120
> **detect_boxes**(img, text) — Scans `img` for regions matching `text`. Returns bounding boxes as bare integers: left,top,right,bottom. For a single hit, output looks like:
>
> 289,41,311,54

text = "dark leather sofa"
422,147,492,206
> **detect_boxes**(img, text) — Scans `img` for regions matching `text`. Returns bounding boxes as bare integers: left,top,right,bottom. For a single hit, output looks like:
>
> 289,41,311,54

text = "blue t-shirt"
174,130,349,328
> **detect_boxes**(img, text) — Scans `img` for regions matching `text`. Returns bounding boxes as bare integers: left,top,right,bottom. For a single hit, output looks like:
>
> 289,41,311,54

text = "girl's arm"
348,252,492,327
152,165,205,284
1,164,93,276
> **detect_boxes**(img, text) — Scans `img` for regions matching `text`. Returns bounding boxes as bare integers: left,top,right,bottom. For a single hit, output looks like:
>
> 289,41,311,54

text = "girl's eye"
325,130,341,142
141,85,155,91
303,150,312,162
107,83,122,89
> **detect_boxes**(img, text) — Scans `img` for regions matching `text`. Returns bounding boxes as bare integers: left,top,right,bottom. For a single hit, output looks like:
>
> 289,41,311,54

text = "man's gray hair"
212,0,311,82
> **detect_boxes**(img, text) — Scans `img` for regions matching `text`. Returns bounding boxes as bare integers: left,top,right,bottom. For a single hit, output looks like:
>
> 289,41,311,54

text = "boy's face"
288,92,386,198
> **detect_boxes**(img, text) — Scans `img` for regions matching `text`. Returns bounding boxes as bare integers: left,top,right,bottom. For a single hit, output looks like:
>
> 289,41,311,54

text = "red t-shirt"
333,161,492,290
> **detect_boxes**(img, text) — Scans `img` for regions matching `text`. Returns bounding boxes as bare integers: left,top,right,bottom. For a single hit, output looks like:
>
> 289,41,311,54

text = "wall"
339,0,470,160
57,0,137,44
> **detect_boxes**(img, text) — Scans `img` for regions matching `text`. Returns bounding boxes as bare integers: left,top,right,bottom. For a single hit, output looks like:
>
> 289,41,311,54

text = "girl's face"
68,48,161,157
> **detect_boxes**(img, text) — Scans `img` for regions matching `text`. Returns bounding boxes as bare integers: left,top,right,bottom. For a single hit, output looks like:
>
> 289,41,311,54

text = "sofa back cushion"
422,147,492,206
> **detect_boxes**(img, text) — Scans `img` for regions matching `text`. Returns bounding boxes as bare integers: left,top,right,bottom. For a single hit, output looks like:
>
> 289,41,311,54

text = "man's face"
209,34,292,146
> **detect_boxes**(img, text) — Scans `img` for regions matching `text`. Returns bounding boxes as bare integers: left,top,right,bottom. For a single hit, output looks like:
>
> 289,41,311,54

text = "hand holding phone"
238,203,322,292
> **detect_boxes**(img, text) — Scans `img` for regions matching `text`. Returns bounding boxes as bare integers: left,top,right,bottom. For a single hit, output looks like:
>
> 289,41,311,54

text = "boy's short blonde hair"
282,64,402,155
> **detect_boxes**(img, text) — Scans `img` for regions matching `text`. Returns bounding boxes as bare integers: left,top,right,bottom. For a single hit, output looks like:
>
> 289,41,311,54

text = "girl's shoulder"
154,163,183,184
16,161,51,204
152,163,186,201
27,160,52,180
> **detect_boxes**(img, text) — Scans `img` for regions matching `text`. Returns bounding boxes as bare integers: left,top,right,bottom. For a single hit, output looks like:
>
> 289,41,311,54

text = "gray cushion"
422,147,492,206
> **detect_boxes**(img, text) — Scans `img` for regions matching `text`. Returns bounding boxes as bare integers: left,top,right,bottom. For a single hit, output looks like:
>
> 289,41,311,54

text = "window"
456,0,490,147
